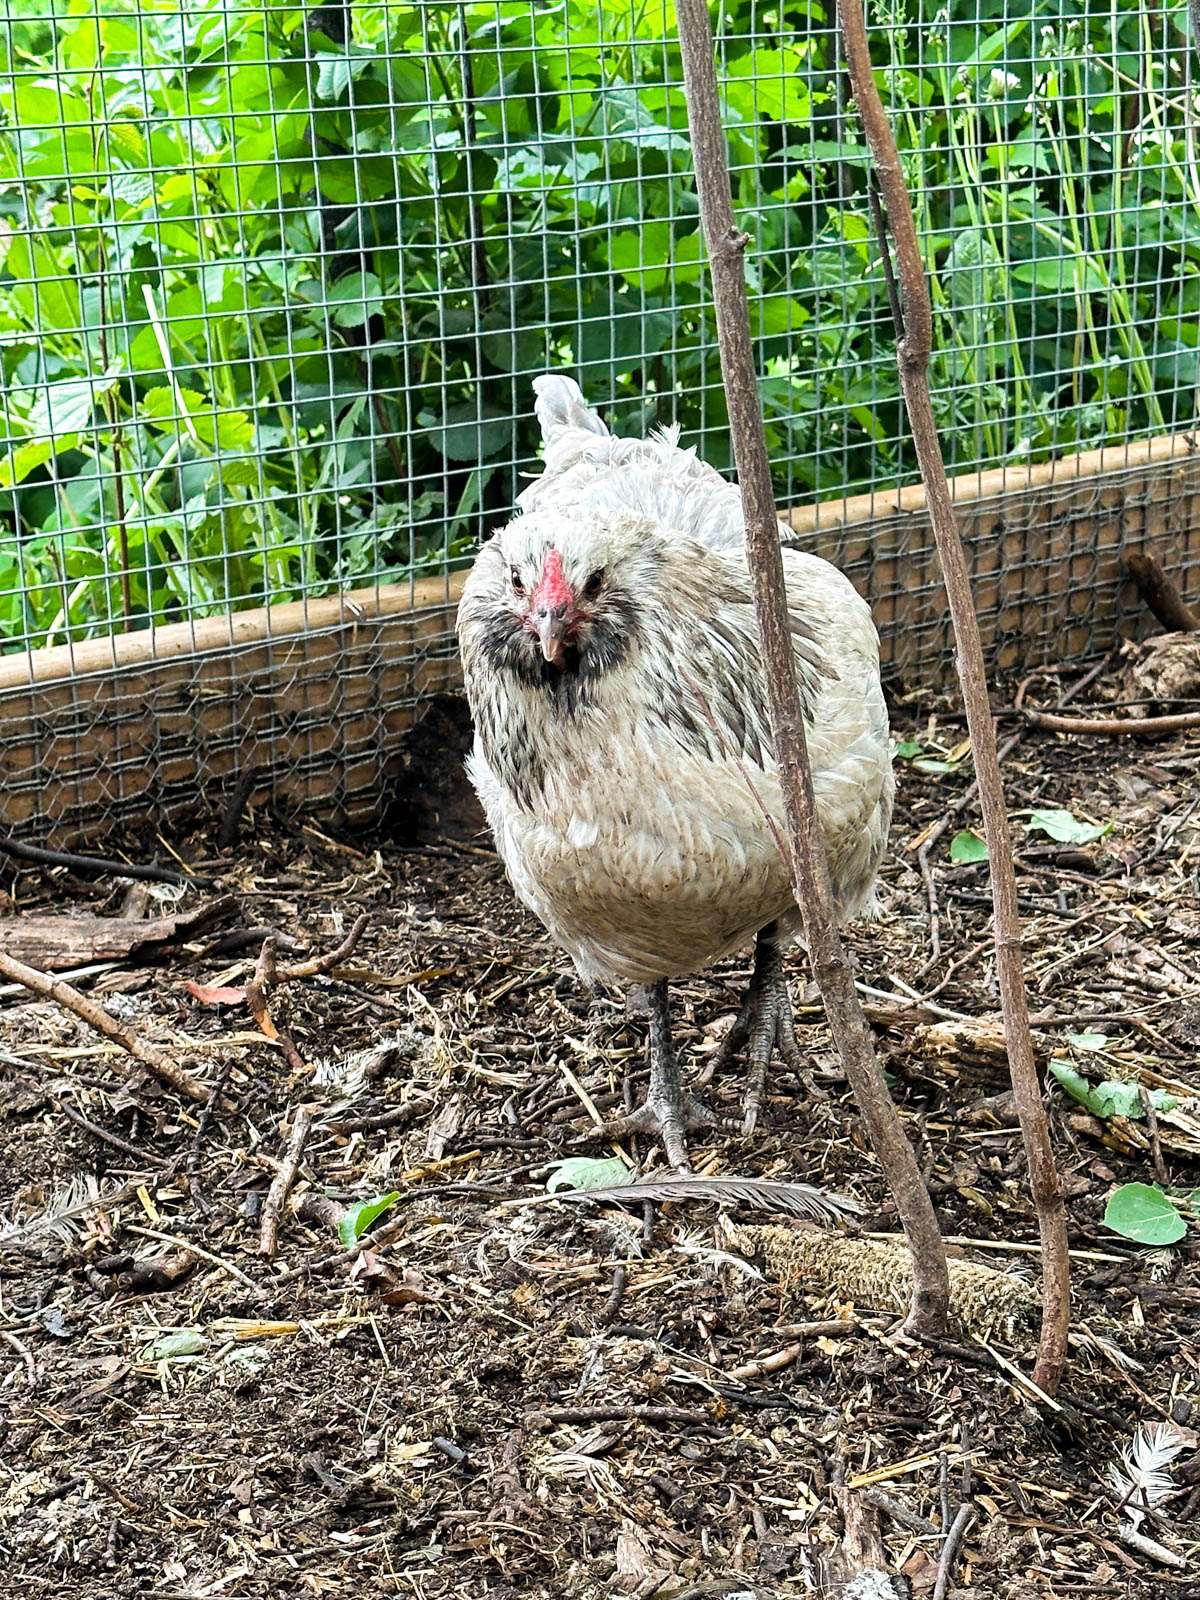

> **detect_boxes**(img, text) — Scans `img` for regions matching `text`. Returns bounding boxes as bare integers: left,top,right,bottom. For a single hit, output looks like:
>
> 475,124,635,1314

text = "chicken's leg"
609,978,720,1170
709,921,805,1134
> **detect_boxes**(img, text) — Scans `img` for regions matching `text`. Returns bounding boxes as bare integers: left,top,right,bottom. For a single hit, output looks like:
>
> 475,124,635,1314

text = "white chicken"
457,375,893,1166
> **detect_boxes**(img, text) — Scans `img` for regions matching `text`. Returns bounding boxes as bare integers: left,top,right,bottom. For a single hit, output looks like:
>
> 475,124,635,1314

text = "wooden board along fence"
1,431,1198,847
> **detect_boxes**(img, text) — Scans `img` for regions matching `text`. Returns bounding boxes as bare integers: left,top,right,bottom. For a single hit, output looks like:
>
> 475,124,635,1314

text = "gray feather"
528,1174,862,1224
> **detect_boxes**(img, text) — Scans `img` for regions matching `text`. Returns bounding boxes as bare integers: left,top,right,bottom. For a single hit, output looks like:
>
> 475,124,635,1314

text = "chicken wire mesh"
1,0,1199,840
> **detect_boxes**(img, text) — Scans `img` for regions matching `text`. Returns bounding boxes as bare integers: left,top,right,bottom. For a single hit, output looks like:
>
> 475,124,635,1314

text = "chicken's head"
466,509,658,683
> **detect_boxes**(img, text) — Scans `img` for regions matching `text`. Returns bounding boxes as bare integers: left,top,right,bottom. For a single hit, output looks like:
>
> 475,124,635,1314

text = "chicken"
456,375,893,1166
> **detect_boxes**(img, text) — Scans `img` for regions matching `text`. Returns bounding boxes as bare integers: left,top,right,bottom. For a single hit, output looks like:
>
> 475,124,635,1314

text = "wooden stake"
674,0,949,1337
835,0,1070,1391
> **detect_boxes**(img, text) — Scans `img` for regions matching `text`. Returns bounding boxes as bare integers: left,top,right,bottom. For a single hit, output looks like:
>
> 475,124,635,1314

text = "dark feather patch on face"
474,585,641,703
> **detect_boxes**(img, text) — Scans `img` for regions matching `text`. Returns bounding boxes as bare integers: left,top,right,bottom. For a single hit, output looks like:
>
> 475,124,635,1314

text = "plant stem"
837,0,1071,1394
675,0,950,1339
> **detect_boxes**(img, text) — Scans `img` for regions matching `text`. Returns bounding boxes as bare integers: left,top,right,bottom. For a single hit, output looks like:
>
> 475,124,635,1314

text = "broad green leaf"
1023,809,1112,846
323,271,386,328
140,387,207,427
1103,1183,1186,1246
0,439,58,488
893,740,924,760
338,1191,400,1246
950,830,988,864
140,1329,207,1362
546,1156,632,1194
1067,1032,1108,1051
28,374,120,440
912,757,962,774
425,402,514,462
1050,1059,1179,1120
316,48,378,101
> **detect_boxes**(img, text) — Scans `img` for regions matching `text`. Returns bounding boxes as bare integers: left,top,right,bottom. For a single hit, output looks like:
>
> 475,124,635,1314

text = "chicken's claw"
603,977,729,1170
607,1088,723,1174
707,922,807,1134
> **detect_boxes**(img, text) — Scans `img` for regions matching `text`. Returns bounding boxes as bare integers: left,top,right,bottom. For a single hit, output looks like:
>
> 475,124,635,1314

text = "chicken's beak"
536,606,570,667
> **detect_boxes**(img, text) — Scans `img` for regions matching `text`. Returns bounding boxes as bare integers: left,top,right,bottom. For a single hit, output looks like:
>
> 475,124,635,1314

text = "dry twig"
0,950,211,1105
260,1106,315,1259
836,0,1070,1391
675,0,949,1337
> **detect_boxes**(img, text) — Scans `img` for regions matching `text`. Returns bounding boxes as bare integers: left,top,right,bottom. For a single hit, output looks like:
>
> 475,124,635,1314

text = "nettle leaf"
1103,1183,1187,1246
1023,808,1112,846
140,386,206,428
424,402,514,462
950,829,988,864
338,1191,401,1246
0,438,57,488
316,48,378,102
323,271,386,328
28,372,121,439
546,1156,633,1193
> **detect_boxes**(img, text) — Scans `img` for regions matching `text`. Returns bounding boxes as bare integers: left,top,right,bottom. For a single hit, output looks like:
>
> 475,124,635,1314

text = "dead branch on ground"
260,1106,314,1259
0,949,211,1105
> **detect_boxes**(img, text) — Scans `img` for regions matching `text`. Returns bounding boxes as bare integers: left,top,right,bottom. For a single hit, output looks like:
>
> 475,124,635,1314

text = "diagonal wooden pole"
836,0,1070,1391
675,0,949,1338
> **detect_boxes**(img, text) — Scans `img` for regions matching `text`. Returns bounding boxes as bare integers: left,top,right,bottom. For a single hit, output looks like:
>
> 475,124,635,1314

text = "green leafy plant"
1103,1183,1188,1246
1,0,1196,648
1049,1059,1179,1121
338,1190,401,1246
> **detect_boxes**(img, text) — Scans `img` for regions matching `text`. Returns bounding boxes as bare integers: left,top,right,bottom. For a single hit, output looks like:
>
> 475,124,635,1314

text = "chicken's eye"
510,567,525,595
583,569,605,600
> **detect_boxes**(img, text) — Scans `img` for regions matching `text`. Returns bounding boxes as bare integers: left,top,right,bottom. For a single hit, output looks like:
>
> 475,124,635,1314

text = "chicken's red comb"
533,547,573,610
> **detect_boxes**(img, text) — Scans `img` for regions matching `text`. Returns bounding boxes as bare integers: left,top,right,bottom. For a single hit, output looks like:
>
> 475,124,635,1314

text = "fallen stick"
0,833,215,888
1021,705,1200,736
260,1106,314,1259
1126,550,1199,633
0,949,211,1104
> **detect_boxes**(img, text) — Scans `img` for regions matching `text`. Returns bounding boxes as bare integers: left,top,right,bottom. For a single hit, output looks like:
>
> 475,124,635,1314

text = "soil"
1,669,1198,1600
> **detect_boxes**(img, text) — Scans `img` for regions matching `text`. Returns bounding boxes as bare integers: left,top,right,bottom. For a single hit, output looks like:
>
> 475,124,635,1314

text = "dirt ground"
1,668,1198,1600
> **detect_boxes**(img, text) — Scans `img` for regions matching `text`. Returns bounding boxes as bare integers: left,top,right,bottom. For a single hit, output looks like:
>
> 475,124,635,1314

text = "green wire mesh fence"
1,0,1199,840
1,0,1198,654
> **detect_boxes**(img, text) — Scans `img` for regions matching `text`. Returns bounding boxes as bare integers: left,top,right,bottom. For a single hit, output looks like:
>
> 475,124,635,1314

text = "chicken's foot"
708,921,806,1135
607,979,720,1170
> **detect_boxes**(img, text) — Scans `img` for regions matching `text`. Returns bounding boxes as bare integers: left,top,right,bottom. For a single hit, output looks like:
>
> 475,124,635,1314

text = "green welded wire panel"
0,0,1195,654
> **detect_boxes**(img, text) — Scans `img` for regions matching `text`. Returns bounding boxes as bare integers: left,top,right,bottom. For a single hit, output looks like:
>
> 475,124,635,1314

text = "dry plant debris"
0,675,1198,1597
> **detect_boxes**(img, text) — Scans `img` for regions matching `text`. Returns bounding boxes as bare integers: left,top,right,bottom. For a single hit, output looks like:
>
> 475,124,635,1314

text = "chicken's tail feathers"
532,373,609,447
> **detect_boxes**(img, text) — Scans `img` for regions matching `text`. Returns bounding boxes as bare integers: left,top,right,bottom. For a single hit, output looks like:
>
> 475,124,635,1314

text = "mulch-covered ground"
1,665,1198,1600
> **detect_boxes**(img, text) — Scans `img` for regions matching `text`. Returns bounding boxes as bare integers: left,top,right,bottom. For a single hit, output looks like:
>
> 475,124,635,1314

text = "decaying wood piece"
731,1223,1037,1344
837,0,1071,1392
1119,629,1200,711
0,950,211,1105
0,896,238,969
1126,550,1199,633
675,0,950,1340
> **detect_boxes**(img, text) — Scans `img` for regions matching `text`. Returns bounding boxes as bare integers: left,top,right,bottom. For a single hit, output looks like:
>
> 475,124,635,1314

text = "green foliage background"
0,0,1195,648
